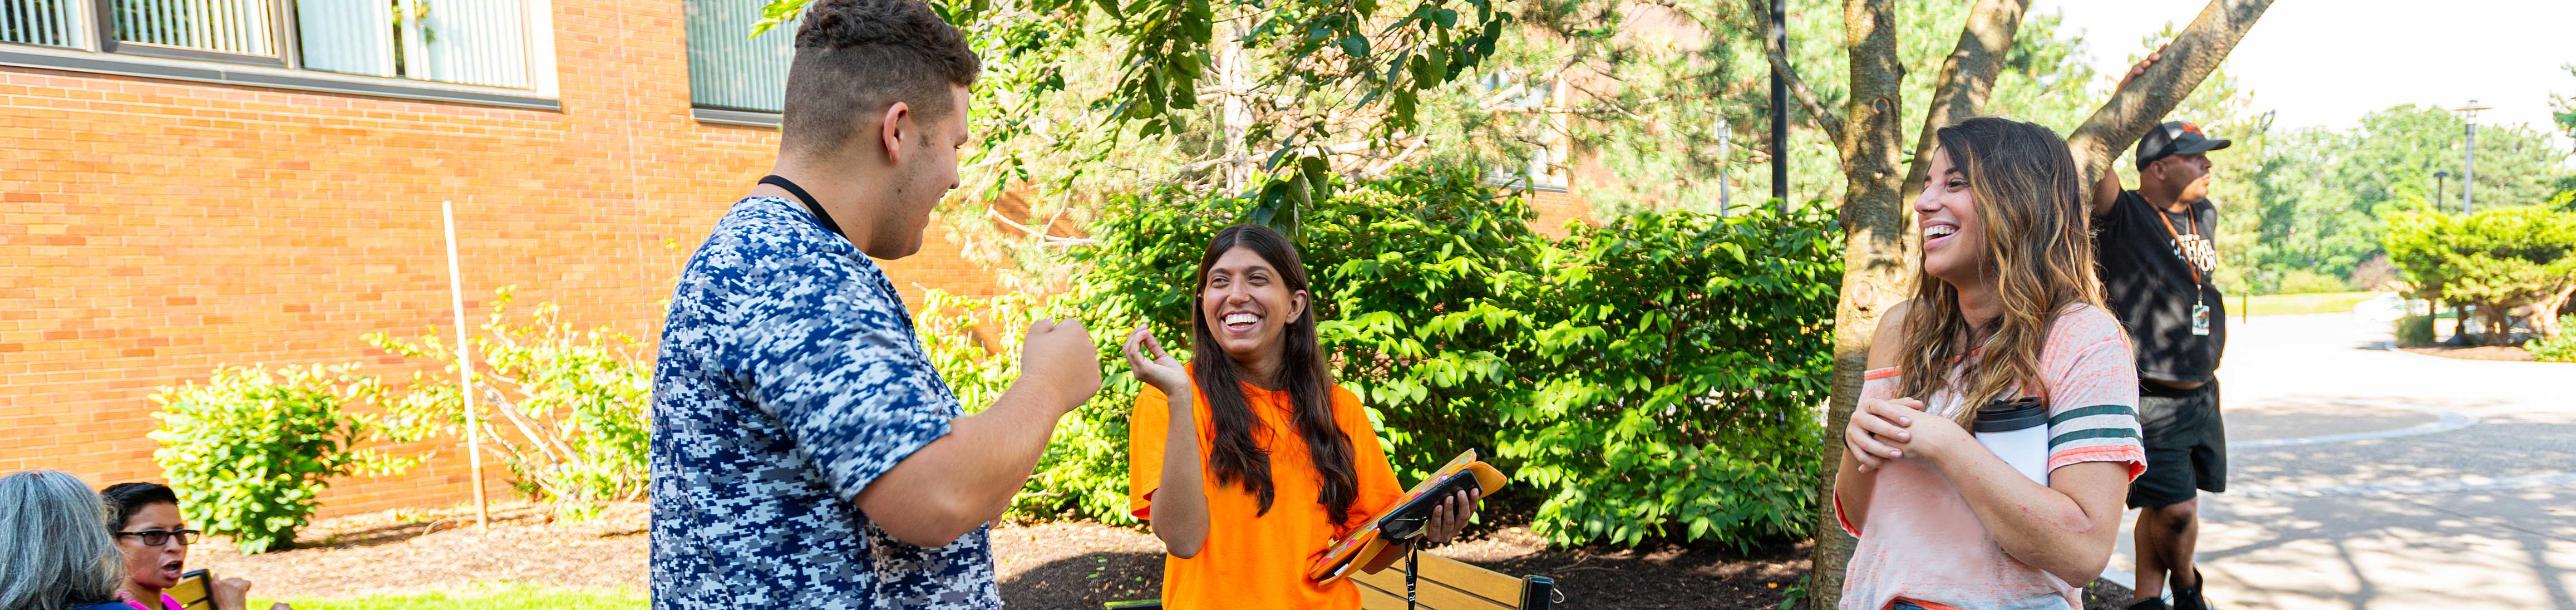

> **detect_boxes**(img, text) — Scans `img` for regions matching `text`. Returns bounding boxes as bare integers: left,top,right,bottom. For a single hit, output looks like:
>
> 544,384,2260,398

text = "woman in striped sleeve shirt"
1832,117,2148,610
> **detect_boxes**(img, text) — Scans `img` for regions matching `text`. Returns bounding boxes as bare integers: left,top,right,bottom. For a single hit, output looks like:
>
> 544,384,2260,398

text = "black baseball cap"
2135,121,2231,170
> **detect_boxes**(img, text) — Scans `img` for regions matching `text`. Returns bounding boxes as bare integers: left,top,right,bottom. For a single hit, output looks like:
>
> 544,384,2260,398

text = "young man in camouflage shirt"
651,1,1102,607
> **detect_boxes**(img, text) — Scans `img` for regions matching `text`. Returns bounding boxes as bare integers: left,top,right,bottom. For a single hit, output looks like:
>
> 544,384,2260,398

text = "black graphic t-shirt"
2095,190,2226,383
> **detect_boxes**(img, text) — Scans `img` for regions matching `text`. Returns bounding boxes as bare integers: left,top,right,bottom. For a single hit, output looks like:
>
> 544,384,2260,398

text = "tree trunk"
1899,0,2032,194
1809,1,1904,607
2065,0,2276,203
2531,283,2575,339
1219,17,1253,193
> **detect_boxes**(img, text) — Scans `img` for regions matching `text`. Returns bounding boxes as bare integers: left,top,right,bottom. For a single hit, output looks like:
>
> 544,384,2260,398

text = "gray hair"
0,470,123,610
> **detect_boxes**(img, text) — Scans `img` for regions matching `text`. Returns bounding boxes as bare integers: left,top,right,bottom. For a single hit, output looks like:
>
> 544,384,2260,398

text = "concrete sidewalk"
2102,313,2576,609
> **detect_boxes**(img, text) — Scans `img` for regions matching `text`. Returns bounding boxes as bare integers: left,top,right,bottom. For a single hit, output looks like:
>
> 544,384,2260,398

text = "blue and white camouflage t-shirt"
651,195,998,609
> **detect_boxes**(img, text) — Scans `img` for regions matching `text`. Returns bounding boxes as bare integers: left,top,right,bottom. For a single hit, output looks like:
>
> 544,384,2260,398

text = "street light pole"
1716,116,1732,216
2449,101,2491,343
1767,0,1787,216
2455,100,2490,213
2434,171,2449,208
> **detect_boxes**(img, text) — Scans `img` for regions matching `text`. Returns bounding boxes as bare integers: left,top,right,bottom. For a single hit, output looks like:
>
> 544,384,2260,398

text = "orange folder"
1306,449,1507,584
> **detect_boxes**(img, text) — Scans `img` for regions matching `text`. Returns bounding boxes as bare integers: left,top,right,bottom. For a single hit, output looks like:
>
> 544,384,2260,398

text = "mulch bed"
193,501,2135,608
2402,345,2538,361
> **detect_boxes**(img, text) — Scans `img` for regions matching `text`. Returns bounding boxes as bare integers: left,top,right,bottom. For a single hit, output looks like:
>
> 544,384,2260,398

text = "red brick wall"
0,0,1004,517
1526,188,1592,238
0,0,1596,520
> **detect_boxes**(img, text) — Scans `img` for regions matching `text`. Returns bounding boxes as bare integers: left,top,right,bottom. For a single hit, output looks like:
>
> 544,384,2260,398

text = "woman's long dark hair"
1190,224,1359,525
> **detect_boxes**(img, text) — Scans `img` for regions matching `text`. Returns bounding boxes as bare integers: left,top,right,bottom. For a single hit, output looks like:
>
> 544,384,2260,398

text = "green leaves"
2528,315,2576,362
366,287,654,520
149,363,394,554
2384,206,2576,345
954,166,1843,549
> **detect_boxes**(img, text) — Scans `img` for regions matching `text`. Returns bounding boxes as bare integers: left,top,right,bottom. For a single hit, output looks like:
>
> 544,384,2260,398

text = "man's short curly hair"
781,0,982,156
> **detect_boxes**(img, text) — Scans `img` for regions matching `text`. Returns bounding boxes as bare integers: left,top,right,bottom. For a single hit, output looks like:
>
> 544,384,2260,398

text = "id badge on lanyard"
2156,205,2214,336
2190,297,2211,336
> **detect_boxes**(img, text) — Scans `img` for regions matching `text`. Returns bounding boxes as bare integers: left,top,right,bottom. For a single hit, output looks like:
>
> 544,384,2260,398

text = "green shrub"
2528,316,2576,362
367,287,652,520
998,166,1839,548
914,283,1142,522
2273,269,2353,295
148,364,408,554
1502,206,1840,548
2385,206,2576,345
2395,314,2437,347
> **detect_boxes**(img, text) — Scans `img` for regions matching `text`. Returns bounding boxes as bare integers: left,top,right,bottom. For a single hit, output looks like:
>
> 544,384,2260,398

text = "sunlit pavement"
2103,313,2576,609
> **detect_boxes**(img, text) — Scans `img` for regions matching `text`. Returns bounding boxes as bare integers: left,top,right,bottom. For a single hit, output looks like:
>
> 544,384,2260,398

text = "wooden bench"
1354,550,1557,610
1105,550,1559,610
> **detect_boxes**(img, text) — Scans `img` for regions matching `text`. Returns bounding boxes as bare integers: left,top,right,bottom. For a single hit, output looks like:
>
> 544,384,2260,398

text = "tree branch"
1755,0,1845,142
2066,0,2274,205
1902,0,2032,192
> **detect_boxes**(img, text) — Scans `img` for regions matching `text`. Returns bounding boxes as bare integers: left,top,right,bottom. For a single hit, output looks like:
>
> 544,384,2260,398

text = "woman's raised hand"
1122,326,1189,394
1844,397,1927,472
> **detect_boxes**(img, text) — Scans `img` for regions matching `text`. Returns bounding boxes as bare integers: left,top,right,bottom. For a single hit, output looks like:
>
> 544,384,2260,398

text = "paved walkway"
2105,313,2576,609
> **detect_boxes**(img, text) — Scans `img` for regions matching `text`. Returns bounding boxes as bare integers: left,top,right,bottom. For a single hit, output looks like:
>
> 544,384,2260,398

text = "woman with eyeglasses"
97,483,289,610
1122,224,1481,610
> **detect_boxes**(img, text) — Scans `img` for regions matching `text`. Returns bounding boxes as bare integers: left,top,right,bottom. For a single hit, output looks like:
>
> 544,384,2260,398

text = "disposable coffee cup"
1973,397,2050,485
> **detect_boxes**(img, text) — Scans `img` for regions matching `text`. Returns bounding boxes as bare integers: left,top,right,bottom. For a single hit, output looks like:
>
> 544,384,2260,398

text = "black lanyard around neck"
760,175,846,242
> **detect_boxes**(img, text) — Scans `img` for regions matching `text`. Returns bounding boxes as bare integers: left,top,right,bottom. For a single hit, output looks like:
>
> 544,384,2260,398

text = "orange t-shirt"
1127,378,1405,610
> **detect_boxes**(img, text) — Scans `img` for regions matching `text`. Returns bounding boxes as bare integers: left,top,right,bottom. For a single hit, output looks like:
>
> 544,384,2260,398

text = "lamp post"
1767,0,1788,216
2445,101,2490,344
2454,100,2491,213
2434,171,2449,208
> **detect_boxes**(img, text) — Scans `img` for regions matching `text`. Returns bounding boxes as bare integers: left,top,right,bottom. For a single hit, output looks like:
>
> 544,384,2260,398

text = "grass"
277,583,643,609
2238,290,2382,317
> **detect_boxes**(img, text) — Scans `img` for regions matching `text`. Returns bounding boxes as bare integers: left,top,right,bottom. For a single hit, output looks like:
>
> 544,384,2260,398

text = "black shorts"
2126,380,2225,509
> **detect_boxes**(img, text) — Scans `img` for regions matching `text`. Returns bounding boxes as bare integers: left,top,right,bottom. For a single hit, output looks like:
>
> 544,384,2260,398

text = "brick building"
0,0,1590,517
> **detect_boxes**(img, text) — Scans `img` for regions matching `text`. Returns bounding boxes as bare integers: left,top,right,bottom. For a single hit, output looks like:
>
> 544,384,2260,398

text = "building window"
0,0,85,48
684,0,792,114
0,0,543,90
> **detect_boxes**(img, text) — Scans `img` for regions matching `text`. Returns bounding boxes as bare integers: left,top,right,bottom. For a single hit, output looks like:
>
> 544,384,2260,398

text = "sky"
2031,0,2575,148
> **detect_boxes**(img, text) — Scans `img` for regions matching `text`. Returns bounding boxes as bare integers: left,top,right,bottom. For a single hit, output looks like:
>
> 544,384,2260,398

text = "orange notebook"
1306,449,1508,584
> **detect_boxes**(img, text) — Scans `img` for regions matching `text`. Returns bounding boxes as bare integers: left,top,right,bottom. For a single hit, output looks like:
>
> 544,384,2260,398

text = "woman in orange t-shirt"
1121,224,1481,610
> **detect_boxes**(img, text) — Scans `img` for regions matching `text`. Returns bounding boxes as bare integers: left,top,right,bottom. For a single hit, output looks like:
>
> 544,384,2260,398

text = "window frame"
0,0,559,109
86,0,297,67
681,0,789,127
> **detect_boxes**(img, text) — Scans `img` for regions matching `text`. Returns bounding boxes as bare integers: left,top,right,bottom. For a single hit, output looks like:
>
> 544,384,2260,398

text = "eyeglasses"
112,529,201,547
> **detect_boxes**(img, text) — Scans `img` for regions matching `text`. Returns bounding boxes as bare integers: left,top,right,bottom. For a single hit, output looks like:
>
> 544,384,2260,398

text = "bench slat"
1351,552,1524,610
1412,552,1526,599
1356,573,1516,610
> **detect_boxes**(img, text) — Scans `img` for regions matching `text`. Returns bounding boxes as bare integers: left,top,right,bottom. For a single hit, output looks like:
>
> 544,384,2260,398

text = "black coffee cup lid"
1973,397,2048,432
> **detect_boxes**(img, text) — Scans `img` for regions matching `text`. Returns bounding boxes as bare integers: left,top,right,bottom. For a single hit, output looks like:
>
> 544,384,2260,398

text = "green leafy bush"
914,283,1142,522
987,166,1839,548
1501,207,1840,547
2272,269,2354,295
367,287,653,520
148,363,408,554
2395,314,2438,347
2385,206,2576,345
2528,316,2576,362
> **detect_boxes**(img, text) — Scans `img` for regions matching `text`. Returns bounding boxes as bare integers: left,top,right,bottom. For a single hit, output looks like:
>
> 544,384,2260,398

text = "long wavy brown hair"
1190,225,1360,525
1898,117,2109,423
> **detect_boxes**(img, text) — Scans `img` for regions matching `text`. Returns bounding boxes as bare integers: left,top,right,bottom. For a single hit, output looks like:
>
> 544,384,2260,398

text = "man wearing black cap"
2090,119,2230,610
